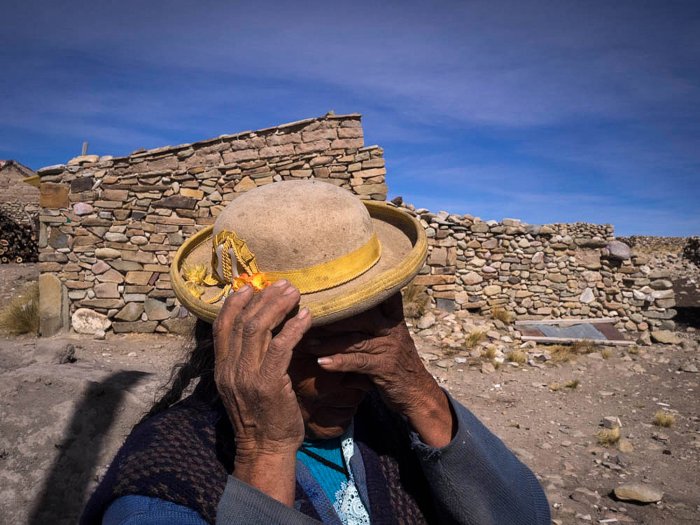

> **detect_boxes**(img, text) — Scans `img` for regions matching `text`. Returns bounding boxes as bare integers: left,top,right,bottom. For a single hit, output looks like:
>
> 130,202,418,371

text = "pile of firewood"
0,211,38,263
683,237,700,267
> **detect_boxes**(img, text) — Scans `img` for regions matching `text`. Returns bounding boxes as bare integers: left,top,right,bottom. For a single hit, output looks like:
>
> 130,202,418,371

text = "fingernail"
272,279,289,288
297,307,310,319
317,357,332,365
283,285,298,296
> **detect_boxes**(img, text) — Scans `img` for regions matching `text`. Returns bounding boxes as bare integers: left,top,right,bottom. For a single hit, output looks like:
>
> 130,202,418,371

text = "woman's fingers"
316,351,379,374
262,307,313,378
235,280,303,367
213,285,254,362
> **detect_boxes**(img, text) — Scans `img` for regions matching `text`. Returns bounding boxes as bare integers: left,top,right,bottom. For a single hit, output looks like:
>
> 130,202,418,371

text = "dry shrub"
550,379,580,391
653,410,675,427
507,350,527,364
564,379,580,389
402,282,430,319
549,341,600,363
627,346,640,355
491,307,514,324
0,282,39,335
596,427,621,446
601,348,613,359
466,329,488,349
481,345,497,359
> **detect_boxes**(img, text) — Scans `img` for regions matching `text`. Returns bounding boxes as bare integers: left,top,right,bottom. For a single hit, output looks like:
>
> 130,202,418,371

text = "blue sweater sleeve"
409,393,551,525
103,495,208,525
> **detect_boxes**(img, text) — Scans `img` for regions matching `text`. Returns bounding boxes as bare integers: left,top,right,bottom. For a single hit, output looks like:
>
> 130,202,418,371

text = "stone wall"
0,161,40,226
618,236,687,254
36,111,678,336
37,113,386,335
401,205,676,332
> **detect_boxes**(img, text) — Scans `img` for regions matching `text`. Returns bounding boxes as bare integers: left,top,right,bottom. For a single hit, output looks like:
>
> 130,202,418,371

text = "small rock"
651,330,681,345
481,362,496,374
613,482,663,503
618,439,634,453
571,487,601,505
580,288,595,304
56,344,77,364
602,416,622,429
127,351,137,357
636,332,652,346
417,313,436,330
94,329,106,340
73,202,94,216
680,361,698,373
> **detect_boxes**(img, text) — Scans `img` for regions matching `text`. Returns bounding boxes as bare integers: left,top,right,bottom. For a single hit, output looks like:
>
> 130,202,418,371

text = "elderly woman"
82,181,550,524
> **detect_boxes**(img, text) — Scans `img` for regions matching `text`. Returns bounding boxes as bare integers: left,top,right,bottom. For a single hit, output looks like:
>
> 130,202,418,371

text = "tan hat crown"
214,180,376,274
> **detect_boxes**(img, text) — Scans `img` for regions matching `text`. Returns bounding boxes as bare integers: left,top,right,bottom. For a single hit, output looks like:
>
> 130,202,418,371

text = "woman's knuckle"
242,319,261,338
356,353,371,369
354,339,372,352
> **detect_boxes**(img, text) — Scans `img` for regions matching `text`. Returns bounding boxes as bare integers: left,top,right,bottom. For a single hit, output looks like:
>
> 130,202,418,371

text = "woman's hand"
314,293,455,448
213,280,312,505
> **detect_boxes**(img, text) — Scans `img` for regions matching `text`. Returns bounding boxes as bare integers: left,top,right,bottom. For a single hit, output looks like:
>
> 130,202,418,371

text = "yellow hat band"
265,234,381,293
211,231,381,295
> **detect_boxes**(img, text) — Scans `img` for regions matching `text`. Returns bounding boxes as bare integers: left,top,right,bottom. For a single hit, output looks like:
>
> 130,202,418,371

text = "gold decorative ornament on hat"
171,180,427,326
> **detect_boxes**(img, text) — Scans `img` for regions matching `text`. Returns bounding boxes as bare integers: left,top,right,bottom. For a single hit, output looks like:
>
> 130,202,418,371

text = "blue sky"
2,0,698,236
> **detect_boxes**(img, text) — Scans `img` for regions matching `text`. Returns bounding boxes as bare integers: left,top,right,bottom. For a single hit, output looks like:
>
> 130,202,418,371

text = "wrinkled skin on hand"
301,293,454,446
213,280,312,457
213,285,453,505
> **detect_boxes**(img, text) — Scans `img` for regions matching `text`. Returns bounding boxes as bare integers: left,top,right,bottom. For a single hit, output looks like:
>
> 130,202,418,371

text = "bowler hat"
170,180,427,325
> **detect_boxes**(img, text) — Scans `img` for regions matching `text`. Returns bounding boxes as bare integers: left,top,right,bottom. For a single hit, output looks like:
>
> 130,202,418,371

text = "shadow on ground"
28,370,150,525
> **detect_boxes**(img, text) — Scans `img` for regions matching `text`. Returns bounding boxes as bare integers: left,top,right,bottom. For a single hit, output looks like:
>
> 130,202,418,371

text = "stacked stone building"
35,113,677,336
37,114,386,335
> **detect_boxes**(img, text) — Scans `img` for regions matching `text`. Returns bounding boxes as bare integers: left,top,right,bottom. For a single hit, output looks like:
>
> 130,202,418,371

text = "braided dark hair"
141,319,218,422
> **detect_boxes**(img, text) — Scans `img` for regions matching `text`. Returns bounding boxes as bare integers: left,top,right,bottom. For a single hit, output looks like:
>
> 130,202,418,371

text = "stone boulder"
72,308,111,335
650,330,682,345
613,482,663,503
604,241,632,261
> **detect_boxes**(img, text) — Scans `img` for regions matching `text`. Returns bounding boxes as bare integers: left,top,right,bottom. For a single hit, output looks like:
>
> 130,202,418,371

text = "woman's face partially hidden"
289,317,374,440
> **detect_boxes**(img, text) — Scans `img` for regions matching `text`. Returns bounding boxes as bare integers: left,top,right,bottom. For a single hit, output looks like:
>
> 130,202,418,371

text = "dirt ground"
0,264,698,524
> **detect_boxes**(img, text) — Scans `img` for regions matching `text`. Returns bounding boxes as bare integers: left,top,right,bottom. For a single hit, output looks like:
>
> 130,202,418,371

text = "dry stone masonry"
36,113,678,336
37,113,386,335
400,204,677,333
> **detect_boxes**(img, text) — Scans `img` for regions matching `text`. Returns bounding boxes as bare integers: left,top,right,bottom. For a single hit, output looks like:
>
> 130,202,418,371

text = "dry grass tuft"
601,348,613,359
507,350,527,364
548,341,600,363
550,379,580,391
653,410,675,428
596,426,621,446
491,307,514,324
466,329,488,349
402,282,430,319
0,282,39,335
627,345,641,355
564,379,580,389
481,345,497,359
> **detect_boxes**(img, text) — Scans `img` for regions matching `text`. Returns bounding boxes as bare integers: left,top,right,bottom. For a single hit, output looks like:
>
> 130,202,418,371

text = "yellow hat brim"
170,201,427,326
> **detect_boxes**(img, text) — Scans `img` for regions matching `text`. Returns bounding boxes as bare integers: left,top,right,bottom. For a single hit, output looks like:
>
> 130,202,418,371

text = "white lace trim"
332,425,370,525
